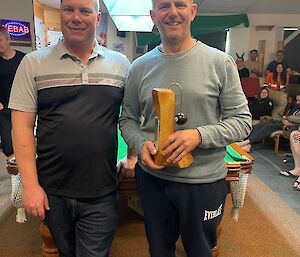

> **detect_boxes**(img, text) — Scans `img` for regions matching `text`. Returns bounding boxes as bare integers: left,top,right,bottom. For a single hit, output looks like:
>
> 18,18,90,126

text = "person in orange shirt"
264,63,289,91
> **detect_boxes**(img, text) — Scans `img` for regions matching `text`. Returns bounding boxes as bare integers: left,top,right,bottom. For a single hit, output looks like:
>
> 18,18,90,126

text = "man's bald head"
61,0,99,11
151,0,194,8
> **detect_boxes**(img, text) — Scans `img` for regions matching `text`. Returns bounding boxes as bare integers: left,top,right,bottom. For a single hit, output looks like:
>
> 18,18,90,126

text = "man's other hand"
117,154,138,177
141,141,164,170
22,184,50,221
162,129,201,164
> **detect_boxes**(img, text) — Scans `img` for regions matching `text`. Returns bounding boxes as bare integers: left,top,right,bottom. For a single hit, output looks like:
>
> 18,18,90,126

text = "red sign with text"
0,19,31,46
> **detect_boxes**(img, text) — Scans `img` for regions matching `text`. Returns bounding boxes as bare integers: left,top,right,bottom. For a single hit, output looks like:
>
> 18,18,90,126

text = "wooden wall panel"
276,40,284,51
44,7,61,31
33,0,44,20
258,40,266,71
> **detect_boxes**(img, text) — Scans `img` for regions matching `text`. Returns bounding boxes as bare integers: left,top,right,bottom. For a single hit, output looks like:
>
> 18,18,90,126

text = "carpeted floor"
220,186,299,257
0,210,42,257
0,187,299,257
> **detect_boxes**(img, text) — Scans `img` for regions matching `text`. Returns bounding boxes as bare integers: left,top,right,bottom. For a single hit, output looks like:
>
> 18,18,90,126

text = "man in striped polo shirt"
9,0,130,256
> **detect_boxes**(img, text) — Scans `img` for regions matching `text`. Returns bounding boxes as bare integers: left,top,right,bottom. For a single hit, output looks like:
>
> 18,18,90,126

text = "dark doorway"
195,31,227,52
284,30,300,72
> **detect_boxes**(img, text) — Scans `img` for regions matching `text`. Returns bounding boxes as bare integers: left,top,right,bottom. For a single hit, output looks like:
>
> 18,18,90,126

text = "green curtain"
117,128,128,160
136,14,249,46
117,106,127,160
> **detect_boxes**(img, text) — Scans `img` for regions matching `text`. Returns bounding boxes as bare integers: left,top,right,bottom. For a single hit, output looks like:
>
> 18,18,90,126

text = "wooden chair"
270,125,291,156
257,114,292,156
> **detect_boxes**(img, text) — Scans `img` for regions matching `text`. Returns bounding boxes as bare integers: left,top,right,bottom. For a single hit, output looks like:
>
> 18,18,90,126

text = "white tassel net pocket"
229,173,249,222
11,173,27,223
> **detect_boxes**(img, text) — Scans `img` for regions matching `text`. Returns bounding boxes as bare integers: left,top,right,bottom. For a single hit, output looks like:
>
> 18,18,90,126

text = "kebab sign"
1,19,31,46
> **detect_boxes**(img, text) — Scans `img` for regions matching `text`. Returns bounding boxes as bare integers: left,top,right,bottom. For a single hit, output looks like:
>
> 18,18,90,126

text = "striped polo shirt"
9,40,130,198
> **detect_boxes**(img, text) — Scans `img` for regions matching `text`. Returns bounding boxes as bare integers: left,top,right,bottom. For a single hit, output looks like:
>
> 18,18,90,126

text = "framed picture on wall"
113,43,125,53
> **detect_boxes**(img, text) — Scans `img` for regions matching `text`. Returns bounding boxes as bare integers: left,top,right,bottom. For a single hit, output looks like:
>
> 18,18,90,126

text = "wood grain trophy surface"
152,88,193,168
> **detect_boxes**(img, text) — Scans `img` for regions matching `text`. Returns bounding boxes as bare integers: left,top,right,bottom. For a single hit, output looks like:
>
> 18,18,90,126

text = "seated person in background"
279,129,300,190
236,54,250,78
244,49,263,78
249,87,273,120
265,63,289,91
266,50,291,75
237,94,300,152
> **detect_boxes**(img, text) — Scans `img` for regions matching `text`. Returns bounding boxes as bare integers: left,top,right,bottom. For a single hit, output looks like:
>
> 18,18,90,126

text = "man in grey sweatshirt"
119,0,252,256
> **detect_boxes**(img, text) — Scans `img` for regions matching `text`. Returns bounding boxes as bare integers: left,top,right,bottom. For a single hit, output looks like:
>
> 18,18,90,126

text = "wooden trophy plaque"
152,88,193,168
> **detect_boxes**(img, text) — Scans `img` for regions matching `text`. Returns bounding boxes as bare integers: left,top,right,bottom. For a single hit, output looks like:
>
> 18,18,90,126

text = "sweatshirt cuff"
196,127,205,148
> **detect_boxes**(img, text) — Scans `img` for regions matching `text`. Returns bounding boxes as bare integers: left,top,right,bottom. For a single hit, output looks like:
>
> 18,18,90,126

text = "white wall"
106,16,136,62
227,27,250,59
228,14,300,70
0,0,35,53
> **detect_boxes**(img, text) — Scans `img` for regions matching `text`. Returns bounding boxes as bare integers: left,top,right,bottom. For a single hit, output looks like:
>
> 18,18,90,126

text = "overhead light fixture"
103,0,154,32
284,27,298,31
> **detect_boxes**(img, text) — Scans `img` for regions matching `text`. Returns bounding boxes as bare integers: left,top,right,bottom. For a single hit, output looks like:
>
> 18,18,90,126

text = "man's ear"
150,9,155,23
191,3,197,21
96,12,101,27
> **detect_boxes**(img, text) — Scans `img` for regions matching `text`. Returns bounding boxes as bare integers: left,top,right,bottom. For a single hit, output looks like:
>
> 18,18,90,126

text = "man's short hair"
0,27,10,39
60,0,99,12
276,50,284,55
250,49,258,54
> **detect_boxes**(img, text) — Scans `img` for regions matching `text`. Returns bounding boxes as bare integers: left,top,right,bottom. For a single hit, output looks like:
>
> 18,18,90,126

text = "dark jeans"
248,120,282,143
44,191,119,257
0,109,13,157
135,164,227,257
